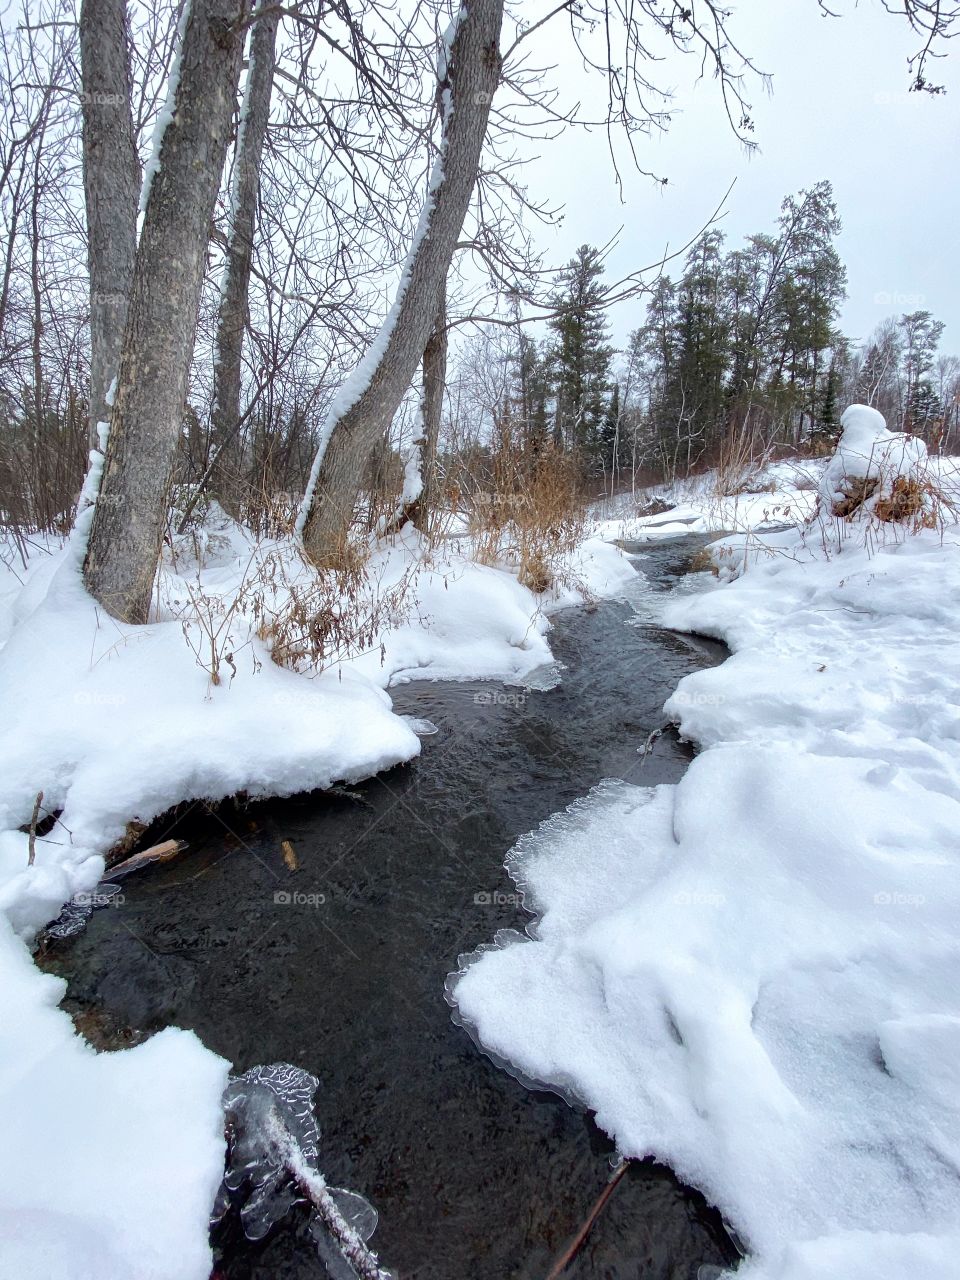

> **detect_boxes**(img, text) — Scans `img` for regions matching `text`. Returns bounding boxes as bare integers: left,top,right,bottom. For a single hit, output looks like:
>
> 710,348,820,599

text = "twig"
638,725,664,762
545,1160,631,1279
27,790,43,866
109,839,188,877
264,1111,390,1280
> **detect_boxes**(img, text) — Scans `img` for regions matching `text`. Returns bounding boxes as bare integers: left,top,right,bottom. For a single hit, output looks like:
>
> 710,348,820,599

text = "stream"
46,534,739,1280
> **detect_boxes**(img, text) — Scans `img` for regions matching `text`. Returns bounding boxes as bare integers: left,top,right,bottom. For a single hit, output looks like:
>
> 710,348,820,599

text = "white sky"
515,0,960,355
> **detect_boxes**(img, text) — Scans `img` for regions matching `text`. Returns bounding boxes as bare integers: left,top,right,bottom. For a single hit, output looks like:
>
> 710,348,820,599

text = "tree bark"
407,281,447,533
80,0,140,451
83,0,251,623
209,1,279,517
299,0,503,566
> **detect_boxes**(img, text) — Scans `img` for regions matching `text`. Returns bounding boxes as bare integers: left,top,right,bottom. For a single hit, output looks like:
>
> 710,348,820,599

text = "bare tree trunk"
299,0,503,566
83,0,252,623
407,281,447,533
80,0,140,450
209,1,279,517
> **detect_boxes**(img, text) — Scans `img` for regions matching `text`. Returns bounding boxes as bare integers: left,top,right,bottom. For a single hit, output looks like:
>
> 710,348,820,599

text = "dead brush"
160,543,264,689
714,417,773,500
827,446,954,534
462,420,585,594
161,524,416,685
873,475,939,527
831,474,880,519
247,542,415,673
688,546,720,576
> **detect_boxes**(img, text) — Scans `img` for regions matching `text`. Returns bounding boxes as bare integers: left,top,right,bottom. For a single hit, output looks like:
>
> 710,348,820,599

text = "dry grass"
873,475,938,527
688,546,720,576
830,474,880,519
459,422,585,593
714,416,773,499
163,527,414,687
250,547,413,673
824,444,958,541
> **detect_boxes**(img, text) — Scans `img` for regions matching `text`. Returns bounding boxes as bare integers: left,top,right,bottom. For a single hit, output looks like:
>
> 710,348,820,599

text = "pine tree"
900,310,945,434
547,245,613,459
770,181,846,444
666,230,729,467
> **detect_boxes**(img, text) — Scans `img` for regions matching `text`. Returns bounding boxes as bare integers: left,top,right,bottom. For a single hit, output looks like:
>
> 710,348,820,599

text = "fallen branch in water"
263,1109,391,1280
110,838,188,878
544,1160,630,1279
27,790,43,866
638,725,664,763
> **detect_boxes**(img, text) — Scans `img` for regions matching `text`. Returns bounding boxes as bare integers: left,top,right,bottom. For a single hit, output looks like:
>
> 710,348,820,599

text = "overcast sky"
516,0,960,356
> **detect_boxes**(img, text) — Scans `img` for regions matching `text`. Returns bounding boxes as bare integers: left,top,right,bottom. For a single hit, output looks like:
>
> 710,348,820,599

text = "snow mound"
453,484,960,1278
819,403,933,522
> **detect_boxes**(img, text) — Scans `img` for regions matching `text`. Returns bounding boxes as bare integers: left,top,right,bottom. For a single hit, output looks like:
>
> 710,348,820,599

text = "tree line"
0,0,956,621
489,180,959,494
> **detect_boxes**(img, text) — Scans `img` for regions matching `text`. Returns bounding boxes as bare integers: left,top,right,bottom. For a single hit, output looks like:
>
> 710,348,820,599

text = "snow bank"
1,925,228,1280
591,456,824,543
453,442,960,1277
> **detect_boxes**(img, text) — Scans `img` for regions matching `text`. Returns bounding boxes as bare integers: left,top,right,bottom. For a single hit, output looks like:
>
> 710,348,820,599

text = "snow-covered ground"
454,413,960,1279
590,457,828,542
0,503,633,1280
7,408,960,1278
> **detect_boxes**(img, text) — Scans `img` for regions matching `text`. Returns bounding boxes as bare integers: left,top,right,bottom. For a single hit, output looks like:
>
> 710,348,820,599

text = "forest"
1,1,957,561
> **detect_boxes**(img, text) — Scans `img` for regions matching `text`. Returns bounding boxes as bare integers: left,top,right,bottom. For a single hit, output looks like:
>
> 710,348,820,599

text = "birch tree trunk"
209,1,279,517
299,0,503,566
83,0,251,623
80,0,140,451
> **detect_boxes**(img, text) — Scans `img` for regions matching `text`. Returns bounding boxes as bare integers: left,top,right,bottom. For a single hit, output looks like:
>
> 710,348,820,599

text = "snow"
399,412,425,507
0,495,632,1277
453,420,960,1279
138,0,190,216
591,457,825,543
0,919,228,1280
819,402,930,515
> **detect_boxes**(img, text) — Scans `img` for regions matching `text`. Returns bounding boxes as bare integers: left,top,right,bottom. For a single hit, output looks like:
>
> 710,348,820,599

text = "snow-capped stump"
819,403,938,526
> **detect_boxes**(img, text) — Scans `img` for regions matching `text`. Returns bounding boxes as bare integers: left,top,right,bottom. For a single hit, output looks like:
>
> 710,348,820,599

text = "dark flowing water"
47,535,737,1280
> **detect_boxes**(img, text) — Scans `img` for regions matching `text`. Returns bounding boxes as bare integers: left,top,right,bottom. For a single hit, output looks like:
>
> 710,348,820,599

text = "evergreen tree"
770,181,846,444
665,230,730,467
900,310,945,434
515,332,551,454
547,245,613,458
